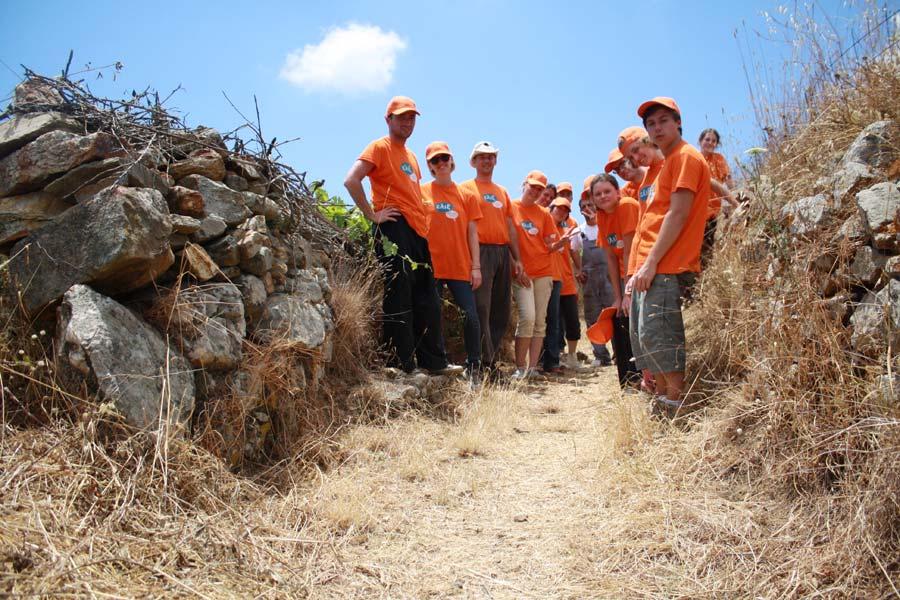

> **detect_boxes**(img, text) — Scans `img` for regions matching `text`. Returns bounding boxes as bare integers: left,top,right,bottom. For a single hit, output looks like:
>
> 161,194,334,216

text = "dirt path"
302,349,627,599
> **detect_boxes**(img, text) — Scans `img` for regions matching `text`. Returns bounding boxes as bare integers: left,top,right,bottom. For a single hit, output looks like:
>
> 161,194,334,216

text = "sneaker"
562,353,578,369
428,364,465,376
511,368,529,381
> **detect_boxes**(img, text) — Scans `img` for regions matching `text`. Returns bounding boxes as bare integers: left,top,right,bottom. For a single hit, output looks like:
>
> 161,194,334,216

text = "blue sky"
1,0,871,219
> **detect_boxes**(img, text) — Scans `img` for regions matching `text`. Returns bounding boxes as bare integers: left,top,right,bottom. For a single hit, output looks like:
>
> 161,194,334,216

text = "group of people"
344,95,736,414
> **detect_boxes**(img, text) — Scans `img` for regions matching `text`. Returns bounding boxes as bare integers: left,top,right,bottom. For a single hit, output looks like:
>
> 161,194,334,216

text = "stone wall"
1,79,337,449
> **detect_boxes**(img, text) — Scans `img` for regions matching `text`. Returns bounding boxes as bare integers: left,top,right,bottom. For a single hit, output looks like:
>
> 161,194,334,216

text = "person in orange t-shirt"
578,176,615,367
591,173,641,388
460,141,524,374
698,128,739,267
510,171,558,379
617,127,665,282
421,142,484,377
628,97,711,415
549,197,584,370
344,96,456,375
604,148,647,211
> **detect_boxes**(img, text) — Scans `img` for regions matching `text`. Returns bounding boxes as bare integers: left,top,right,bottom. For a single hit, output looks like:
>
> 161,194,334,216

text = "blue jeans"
438,279,482,369
541,280,562,369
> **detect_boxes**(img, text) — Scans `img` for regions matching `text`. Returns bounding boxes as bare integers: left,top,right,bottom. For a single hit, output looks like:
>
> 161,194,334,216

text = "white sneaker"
590,359,603,368
564,353,579,369
511,368,528,381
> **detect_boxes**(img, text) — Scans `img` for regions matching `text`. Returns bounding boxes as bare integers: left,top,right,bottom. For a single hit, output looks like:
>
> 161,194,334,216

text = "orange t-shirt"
626,157,664,275
511,201,557,279
622,180,640,203
631,141,711,275
421,181,483,282
703,151,731,219
555,220,578,295
358,136,428,237
460,179,513,245
596,196,639,276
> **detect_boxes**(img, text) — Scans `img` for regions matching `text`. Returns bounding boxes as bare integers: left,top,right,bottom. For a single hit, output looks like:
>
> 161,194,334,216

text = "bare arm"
632,189,694,293
343,159,400,224
467,221,482,290
712,178,738,210
506,216,524,277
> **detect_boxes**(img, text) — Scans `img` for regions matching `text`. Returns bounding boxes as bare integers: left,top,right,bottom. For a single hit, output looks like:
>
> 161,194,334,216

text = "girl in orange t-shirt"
698,128,738,267
421,142,484,376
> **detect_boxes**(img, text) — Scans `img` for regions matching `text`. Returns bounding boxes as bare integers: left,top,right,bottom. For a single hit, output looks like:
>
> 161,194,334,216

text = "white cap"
470,141,500,164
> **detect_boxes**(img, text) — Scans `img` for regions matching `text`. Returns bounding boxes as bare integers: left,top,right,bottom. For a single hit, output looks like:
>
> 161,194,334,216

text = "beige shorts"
513,276,553,338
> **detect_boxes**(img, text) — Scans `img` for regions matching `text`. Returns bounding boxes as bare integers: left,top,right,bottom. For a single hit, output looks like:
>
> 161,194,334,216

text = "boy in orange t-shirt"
628,97,711,415
344,96,455,375
421,142,484,377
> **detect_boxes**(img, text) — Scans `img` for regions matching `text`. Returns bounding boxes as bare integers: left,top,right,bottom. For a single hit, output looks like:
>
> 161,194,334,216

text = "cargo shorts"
629,273,696,373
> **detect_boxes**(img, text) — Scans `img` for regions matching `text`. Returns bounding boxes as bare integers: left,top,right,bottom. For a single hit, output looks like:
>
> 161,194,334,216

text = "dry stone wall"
1,78,336,439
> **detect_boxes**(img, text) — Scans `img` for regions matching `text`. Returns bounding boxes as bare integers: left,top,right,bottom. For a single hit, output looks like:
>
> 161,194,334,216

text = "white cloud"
279,24,407,94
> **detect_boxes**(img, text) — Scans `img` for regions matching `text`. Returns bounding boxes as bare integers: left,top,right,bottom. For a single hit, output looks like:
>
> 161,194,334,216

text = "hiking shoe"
561,353,578,369
428,364,465,376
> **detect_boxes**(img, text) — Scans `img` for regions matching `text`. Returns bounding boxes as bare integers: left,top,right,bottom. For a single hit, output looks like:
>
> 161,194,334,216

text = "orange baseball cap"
525,170,548,188
385,96,420,118
581,175,595,199
604,148,625,174
557,182,573,195
425,141,453,161
617,126,648,155
586,306,618,345
550,197,572,210
637,96,681,118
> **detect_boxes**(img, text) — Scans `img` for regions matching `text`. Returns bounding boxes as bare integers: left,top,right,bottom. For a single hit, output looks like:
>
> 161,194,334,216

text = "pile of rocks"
772,119,899,356
1,79,336,441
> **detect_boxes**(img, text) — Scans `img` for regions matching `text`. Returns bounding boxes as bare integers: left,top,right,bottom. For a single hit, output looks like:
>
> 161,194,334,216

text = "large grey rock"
851,279,900,355
841,120,894,169
0,112,80,158
160,282,245,370
178,174,250,226
856,182,900,242
9,185,173,316
170,214,201,234
240,245,273,277
255,292,333,353
224,172,248,192
0,130,121,196
0,191,71,245
833,162,876,205
42,157,123,198
850,246,887,287
12,79,64,109
168,149,226,182
192,215,227,243
204,234,240,267
235,274,267,325
781,194,832,237
57,284,194,430
167,185,205,218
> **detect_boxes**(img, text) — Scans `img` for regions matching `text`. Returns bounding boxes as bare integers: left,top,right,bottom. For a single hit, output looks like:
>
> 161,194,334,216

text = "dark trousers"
612,315,641,387
558,294,581,346
438,279,481,369
374,217,447,373
541,280,562,369
474,244,511,366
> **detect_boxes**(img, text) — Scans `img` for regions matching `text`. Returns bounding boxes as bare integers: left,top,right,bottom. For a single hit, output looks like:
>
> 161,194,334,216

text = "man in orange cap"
627,96,711,416
344,96,458,375
460,141,524,375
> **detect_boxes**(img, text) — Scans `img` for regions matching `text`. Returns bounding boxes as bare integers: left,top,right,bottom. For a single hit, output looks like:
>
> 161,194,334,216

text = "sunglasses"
429,154,451,166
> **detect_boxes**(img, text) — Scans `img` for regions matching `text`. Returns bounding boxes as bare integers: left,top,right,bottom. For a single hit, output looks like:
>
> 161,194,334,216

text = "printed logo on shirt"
435,201,458,220
400,161,418,183
521,220,539,236
483,193,503,209
639,185,652,203
606,233,619,247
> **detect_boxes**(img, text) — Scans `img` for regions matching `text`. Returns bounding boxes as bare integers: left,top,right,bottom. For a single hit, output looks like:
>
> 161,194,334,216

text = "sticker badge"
400,161,418,183
483,193,503,209
522,220,539,236
639,185,652,202
606,233,619,247
435,201,458,219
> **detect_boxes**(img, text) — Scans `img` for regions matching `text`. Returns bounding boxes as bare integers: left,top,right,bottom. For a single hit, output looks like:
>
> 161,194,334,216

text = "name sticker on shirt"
400,162,418,183
521,220,539,236
435,201,458,220
639,185,653,203
483,193,503,209
606,233,619,248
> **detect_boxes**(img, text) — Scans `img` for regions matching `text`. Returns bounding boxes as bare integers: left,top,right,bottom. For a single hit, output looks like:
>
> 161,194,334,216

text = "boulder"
834,212,869,245
223,172,248,192
167,186,205,218
43,157,124,198
9,186,173,316
849,246,887,287
57,284,194,430
850,279,900,355
226,156,262,180
160,282,245,370
781,194,832,237
204,234,240,267
0,191,71,245
238,230,268,260
240,245,273,277
192,215,227,243
12,79,64,109
841,120,895,169
855,182,900,241
168,148,226,182
235,274,267,325
170,214,202,234
178,174,250,226
0,112,80,158
181,243,219,282
0,131,121,196
255,292,333,353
